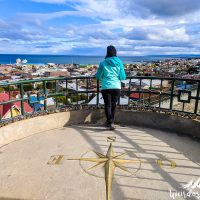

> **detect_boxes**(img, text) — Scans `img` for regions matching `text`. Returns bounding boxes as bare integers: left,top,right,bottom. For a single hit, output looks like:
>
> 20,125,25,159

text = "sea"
0,54,200,65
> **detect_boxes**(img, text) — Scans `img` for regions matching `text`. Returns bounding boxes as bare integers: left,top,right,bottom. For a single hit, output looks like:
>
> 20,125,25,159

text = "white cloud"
148,27,189,42
1,0,200,55
15,10,81,24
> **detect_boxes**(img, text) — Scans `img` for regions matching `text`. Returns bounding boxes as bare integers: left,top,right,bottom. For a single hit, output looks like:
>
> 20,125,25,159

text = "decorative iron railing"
0,76,199,124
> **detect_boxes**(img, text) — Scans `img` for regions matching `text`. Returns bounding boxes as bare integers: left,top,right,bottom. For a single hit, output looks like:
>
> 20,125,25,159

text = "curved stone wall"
0,110,199,147
115,111,200,139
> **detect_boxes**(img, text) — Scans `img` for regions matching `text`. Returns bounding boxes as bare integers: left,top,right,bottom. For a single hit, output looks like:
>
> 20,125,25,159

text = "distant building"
29,95,55,111
0,76,11,81
44,71,69,77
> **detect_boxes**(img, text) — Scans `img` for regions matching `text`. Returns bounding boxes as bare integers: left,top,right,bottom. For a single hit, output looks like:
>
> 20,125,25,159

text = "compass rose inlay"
68,142,142,200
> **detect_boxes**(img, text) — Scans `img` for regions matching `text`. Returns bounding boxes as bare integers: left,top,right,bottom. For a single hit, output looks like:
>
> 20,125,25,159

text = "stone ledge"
0,109,199,147
115,110,200,140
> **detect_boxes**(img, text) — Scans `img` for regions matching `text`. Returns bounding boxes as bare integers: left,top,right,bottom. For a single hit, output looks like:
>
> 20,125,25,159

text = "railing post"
65,78,68,105
76,78,78,105
148,78,153,106
43,81,47,111
169,79,175,110
128,78,131,106
139,79,142,105
194,81,200,114
20,83,25,115
86,78,89,103
159,79,163,108
8,85,13,118
54,80,58,108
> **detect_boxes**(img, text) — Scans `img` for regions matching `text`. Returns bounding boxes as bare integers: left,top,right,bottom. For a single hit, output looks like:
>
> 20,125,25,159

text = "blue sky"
0,0,200,55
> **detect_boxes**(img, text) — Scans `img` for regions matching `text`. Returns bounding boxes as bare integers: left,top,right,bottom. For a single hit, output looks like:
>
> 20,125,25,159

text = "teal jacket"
95,56,126,90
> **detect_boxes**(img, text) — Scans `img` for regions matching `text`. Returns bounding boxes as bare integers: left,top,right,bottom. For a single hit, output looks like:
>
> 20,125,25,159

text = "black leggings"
101,89,120,125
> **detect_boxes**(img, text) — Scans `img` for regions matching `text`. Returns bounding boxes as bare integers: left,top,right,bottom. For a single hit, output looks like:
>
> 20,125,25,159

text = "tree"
46,81,56,89
55,96,70,105
36,83,43,90
0,87,5,93
23,84,34,92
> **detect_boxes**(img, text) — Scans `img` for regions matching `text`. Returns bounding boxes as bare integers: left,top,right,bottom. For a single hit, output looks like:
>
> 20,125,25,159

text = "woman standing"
96,45,126,130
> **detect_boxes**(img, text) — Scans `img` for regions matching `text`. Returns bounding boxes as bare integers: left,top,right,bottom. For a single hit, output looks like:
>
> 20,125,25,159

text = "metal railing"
0,76,200,124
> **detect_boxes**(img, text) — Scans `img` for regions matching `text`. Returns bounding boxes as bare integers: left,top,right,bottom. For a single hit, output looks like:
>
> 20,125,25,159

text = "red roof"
130,93,140,99
0,93,33,118
0,93,9,102
130,92,157,100
0,93,9,117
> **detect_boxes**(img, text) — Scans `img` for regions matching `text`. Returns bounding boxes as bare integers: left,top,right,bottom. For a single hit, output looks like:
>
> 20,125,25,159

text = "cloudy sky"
0,0,200,55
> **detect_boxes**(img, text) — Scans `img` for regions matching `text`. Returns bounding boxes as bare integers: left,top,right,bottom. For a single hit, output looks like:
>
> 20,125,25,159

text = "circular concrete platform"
0,125,200,200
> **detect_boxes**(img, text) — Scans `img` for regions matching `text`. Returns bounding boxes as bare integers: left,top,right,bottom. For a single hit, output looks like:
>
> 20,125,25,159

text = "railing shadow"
70,124,199,200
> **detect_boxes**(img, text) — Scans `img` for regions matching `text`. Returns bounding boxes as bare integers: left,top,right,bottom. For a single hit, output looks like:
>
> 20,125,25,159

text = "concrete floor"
0,125,199,200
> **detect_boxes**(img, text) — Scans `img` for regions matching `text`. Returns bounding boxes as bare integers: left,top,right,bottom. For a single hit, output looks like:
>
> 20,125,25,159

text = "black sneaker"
109,124,115,130
104,122,110,127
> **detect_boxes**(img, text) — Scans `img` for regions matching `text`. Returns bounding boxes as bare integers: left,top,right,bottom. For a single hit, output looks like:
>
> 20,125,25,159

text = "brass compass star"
68,143,141,200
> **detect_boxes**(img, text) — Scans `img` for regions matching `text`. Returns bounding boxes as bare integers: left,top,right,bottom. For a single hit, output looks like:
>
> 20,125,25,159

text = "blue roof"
29,96,44,103
177,84,191,90
32,103,43,111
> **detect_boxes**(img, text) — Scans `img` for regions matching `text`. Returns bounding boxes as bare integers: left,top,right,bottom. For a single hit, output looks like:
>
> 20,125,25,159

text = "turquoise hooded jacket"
96,56,126,90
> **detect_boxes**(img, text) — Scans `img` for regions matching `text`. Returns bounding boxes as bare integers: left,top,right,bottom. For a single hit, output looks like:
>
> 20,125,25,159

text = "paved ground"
0,124,200,200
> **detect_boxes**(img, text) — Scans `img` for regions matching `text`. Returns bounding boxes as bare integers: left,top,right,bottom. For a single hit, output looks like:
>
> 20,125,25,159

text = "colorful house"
0,93,33,119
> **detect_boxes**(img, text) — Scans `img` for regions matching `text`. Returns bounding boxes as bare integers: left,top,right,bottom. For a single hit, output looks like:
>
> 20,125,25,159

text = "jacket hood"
105,56,121,66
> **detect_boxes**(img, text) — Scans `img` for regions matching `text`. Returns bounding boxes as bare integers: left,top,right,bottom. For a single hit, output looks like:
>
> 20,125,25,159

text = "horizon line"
1,53,200,57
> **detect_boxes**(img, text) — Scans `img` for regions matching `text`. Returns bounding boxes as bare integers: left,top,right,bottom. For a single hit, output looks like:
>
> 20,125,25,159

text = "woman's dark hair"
105,45,117,58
